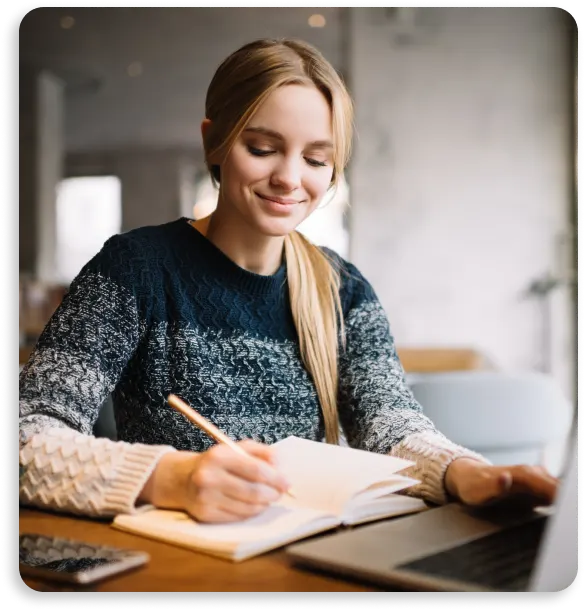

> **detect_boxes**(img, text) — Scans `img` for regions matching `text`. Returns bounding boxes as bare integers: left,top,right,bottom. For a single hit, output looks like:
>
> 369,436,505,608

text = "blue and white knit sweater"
19,218,486,517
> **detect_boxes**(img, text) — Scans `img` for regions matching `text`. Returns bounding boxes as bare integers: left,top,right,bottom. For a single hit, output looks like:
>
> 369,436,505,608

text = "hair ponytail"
284,231,345,444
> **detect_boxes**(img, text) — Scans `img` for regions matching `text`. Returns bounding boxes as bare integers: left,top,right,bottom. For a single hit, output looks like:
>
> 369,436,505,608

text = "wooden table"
20,508,378,592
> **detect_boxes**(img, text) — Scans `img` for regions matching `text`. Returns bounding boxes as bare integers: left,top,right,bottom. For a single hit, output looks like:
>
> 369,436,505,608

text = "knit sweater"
19,218,487,517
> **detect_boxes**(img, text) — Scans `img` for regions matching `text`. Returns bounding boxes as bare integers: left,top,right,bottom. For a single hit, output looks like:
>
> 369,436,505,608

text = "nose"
269,156,301,191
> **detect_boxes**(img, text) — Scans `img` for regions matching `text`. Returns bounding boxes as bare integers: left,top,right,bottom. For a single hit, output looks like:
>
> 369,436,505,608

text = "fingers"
454,462,560,508
187,501,266,523
238,439,279,465
183,441,290,523
477,465,558,508
191,484,272,521
186,471,274,522
504,465,559,505
220,470,282,505
218,442,291,493
497,470,513,494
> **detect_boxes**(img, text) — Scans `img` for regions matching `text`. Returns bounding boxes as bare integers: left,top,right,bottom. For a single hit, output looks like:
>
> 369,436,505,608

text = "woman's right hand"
138,440,290,522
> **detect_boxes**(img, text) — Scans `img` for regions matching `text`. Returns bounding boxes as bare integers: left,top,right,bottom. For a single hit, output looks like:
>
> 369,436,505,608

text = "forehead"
246,84,332,144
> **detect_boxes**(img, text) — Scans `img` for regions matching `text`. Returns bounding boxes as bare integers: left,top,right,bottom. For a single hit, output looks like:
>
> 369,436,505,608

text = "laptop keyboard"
396,515,548,591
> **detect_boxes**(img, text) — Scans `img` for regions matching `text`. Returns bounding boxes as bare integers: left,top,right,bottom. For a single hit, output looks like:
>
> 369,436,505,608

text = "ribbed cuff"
389,430,491,505
102,443,177,515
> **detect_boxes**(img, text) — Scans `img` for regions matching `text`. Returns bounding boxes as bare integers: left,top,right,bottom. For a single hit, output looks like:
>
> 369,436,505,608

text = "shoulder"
104,219,184,256
74,219,185,289
319,246,378,312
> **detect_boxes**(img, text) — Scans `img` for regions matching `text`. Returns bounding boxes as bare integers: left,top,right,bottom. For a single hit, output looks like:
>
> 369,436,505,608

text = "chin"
254,215,303,238
257,223,297,238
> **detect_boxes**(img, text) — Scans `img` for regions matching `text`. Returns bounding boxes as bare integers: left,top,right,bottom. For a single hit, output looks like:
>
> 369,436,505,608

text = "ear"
200,118,212,143
201,119,220,164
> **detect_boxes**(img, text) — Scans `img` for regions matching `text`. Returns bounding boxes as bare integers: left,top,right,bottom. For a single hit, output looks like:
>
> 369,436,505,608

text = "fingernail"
260,464,279,480
266,488,280,502
501,472,513,491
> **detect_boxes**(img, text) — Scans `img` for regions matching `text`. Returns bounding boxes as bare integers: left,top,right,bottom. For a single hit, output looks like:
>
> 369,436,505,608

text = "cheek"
305,171,333,200
224,150,268,186
247,160,275,184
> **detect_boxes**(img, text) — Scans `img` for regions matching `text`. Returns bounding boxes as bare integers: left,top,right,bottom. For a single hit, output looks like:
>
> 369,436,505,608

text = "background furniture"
397,347,492,374
407,370,574,475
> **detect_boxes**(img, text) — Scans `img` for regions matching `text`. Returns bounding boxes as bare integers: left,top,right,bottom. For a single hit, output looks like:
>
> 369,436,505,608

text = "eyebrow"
243,126,334,149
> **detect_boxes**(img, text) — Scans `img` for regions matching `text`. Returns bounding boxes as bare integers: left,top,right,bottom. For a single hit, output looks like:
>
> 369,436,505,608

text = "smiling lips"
256,193,301,206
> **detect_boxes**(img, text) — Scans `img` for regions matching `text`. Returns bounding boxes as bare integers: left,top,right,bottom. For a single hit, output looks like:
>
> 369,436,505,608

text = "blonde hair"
203,38,354,443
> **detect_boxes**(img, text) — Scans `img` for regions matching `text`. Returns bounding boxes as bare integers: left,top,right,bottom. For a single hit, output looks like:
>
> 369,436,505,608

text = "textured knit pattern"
19,218,488,517
19,428,175,517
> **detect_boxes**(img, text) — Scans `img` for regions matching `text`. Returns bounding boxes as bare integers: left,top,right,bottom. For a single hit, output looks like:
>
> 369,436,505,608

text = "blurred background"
19,8,577,469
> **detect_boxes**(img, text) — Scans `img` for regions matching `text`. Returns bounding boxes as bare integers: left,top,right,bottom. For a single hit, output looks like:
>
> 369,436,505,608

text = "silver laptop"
286,435,577,591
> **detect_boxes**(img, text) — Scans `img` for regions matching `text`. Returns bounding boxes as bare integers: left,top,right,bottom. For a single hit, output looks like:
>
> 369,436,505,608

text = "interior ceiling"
20,7,345,154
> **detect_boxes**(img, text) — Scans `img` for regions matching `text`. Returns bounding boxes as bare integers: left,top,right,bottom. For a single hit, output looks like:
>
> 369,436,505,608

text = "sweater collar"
176,217,287,296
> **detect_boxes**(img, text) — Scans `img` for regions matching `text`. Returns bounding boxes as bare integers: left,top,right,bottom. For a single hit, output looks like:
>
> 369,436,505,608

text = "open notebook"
113,436,427,561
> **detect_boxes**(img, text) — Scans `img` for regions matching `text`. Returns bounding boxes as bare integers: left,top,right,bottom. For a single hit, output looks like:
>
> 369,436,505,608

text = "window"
55,176,122,284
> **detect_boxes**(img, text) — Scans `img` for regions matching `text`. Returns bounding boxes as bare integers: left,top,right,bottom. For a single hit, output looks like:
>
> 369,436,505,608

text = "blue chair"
408,370,574,475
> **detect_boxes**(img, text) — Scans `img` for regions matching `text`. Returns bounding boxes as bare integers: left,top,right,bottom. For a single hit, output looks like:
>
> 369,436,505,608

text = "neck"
191,212,285,276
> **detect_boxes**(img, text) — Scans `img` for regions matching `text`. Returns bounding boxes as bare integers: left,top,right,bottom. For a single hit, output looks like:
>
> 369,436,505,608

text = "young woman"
19,38,558,523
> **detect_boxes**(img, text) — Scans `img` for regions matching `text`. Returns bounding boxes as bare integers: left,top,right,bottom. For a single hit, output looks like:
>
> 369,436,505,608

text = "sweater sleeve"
337,262,490,505
19,234,176,517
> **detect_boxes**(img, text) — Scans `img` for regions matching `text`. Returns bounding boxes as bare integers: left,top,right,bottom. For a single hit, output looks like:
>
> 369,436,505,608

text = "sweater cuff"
19,427,178,518
389,430,491,505
102,443,177,515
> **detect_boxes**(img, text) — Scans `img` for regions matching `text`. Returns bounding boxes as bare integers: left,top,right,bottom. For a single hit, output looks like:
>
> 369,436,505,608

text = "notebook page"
344,476,421,508
114,503,336,557
342,494,428,526
272,436,415,515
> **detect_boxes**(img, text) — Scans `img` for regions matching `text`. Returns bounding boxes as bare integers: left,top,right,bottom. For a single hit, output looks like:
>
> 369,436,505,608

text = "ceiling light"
308,14,326,28
60,16,75,29
127,62,143,77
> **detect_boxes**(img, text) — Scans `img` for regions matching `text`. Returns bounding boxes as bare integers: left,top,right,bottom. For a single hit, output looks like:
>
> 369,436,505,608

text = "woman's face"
216,84,335,237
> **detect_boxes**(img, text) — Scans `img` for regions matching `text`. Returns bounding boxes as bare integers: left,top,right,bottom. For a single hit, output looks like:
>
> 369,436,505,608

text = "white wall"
348,8,575,401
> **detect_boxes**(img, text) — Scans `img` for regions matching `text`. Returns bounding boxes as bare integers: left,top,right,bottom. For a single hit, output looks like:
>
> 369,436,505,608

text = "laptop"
286,434,577,591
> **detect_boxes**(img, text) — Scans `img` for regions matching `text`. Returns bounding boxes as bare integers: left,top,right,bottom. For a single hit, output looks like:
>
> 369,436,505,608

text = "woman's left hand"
444,458,559,508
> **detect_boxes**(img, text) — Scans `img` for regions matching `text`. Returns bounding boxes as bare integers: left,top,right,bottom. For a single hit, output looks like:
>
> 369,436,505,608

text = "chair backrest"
408,370,573,471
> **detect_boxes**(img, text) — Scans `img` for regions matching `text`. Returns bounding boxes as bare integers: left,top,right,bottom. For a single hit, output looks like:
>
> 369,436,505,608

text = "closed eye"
305,158,327,168
247,145,275,157
248,145,327,168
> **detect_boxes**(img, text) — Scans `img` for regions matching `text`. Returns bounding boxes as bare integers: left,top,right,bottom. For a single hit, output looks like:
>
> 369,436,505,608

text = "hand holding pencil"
167,394,294,496
140,394,293,522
